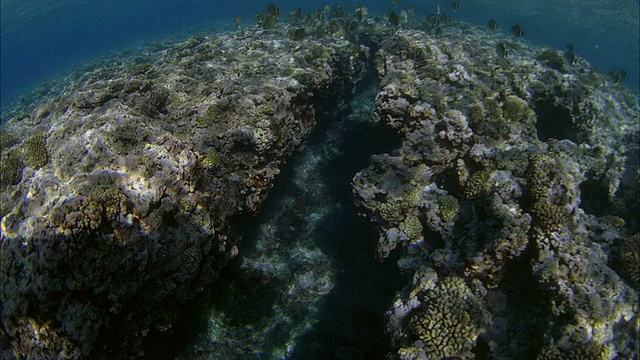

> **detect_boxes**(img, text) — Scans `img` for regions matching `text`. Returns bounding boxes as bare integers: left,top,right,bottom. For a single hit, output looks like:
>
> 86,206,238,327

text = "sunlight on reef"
1,4,638,359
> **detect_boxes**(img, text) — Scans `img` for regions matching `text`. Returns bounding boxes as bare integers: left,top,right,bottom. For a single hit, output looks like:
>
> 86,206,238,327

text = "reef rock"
0,28,368,359
353,23,639,359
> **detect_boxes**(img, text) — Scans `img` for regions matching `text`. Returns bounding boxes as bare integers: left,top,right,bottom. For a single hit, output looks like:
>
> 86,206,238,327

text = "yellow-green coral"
49,188,126,236
377,201,404,223
463,170,492,199
503,95,534,123
618,233,639,287
181,246,201,274
25,132,49,168
0,132,19,149
202,149,220,169
529,153,553,200
196,104,222,128
0,153,23,188
399,214,423,242
530,202,567,232
527,153,571,231
409,276,486,359
100,188,126,222
437,195,459,223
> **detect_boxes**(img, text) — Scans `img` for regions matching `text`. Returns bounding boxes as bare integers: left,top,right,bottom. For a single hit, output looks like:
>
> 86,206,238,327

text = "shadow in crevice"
143,73,408,359
287,75,409,359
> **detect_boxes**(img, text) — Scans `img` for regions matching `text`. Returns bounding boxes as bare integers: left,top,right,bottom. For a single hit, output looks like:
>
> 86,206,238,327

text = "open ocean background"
1,0,639,109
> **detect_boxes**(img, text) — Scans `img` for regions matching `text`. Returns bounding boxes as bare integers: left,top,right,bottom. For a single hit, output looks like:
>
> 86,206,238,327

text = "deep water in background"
1,0,638,108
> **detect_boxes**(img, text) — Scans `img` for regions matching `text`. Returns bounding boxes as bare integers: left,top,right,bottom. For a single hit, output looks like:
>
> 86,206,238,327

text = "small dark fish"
266,3,280,17
434,26,443,37
234,16,241,28
329,19,342,34
453,0,459,12
438,14,450,24
290,27,306,41
400,10,408,23
564,43,576,64
290,8,303,21
392,0,399,8
496,42,507,58
487,19,498,30
511,24,524,37
348,20,359,31
332,5,344,18
388,11,399,26
355,6,368,21
608,69,629,84
426,14,438,26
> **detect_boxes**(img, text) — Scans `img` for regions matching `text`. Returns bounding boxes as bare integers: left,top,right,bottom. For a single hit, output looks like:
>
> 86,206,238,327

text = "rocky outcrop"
0,27,368,359
352,23,639,359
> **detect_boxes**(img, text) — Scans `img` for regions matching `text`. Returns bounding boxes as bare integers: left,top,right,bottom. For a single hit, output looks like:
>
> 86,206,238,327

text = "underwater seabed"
1,9,639,360
138,75,409,359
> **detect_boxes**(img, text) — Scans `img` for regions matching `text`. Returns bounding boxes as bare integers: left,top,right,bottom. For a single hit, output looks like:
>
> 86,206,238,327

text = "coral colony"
1,3,638,359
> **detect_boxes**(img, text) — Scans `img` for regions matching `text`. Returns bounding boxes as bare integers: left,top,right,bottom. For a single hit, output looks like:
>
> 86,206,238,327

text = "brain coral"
409,276,487,359
24,132,49,168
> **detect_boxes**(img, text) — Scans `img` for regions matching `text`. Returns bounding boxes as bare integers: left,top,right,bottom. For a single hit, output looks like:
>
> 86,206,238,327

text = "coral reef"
0,22,368,359
1,8,638,360
408,276,488,359
352,21,639,360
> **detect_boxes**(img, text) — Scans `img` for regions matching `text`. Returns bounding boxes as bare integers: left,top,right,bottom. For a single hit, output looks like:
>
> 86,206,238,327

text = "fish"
453,0,459,12
487,19,498,30
290,8,303,21
234,16,241,28
329,19,342,34
564,43,576,64
608,69,629,84
332,5,344,18
266,3,280,17
392,0,399,8
427,14,438,26
400,10,408,23
354,6,368,21
496,42,507,58
438,14,451,24
436,4,441,15
435,26,443,37
290,27,306,41
511,24,524,37
389,11,399,26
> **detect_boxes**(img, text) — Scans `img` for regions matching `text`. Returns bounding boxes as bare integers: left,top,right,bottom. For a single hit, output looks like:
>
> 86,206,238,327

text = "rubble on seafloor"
1,7,639,360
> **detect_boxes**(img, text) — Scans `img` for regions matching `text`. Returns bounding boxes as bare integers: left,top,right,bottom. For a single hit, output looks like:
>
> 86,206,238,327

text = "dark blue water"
1,0,638,108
